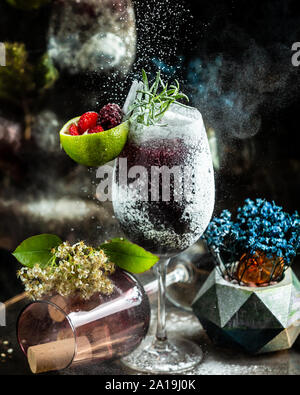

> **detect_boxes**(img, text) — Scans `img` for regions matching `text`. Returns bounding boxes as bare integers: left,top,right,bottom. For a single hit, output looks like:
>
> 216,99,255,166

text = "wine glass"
112,103,215,373
16,263,191,374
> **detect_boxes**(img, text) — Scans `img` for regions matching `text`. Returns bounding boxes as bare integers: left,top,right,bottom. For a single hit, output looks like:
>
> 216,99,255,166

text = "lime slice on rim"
59,117,129,167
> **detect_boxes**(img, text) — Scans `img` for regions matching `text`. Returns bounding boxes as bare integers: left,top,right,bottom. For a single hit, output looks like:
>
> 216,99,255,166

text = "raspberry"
88,125,104,134
69,123,80,136
98,103,123,131
78,111,99,133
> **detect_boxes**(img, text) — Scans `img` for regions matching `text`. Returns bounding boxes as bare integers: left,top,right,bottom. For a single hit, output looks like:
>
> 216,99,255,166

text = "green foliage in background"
0,42,35,103
35,53,59,92
5,0,50,11
0,42,58,104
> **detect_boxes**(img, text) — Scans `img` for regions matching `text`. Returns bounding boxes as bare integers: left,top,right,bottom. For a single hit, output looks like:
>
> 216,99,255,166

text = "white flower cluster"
18,241,115,300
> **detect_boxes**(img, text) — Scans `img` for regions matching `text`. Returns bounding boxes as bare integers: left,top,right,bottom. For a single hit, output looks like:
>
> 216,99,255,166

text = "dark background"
0,0,299,302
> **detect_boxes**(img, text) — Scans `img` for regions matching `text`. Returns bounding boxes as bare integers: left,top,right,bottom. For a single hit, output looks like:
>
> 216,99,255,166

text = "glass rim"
16,298,77,370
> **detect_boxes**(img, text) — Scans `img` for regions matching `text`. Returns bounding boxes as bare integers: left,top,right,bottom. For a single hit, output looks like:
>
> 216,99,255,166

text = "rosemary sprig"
128,70,189,126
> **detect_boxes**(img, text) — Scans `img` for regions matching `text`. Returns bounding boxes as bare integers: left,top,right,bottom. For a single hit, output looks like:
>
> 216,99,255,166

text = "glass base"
122,336,203,374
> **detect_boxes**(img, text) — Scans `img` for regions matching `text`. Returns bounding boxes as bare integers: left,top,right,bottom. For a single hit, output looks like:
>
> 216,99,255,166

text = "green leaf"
12,234,62,268
151,71,161,96
142,69,149,91
100,239,159,274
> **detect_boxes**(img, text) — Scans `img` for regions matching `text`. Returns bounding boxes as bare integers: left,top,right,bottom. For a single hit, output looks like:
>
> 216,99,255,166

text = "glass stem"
156,258,170,342
144,262,190,296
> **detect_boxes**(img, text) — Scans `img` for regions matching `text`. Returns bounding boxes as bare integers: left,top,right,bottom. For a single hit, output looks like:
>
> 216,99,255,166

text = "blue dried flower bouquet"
192,199,300,354
203,198,300,286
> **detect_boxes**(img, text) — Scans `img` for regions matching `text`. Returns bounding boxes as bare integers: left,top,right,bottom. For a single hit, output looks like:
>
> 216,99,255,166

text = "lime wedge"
59,117,129,167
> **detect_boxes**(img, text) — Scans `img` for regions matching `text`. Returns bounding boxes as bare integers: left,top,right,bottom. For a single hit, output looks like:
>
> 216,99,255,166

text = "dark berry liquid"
113,137,214,256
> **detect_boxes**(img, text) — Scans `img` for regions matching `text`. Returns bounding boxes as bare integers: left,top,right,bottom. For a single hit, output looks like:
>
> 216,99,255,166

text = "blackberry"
98,103,123,130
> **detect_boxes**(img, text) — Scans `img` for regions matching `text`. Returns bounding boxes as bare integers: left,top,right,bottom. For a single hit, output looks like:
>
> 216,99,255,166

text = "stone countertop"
1,292,300,376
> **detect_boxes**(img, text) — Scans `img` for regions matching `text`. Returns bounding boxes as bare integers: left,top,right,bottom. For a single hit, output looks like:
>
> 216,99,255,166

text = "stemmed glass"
112,99,215,373
16,262,191,374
